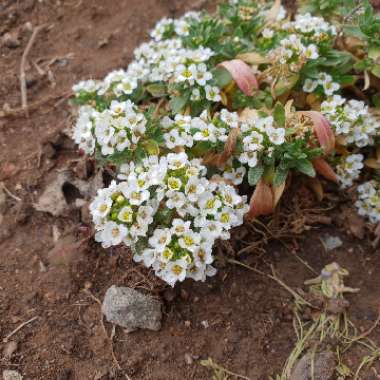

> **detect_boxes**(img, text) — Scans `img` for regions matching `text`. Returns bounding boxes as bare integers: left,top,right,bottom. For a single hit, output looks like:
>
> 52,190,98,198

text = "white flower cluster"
321,95,380,148
73,100,147,157
336,154,364,188
238,114,285,167
161,109,240,150
134,38,214,84
355,181,380,223
303,72,340,96
282,13,337,38
90,152,248,286
272,34,319,64
150,12,201,41
94,100,147,156
73,105,96,154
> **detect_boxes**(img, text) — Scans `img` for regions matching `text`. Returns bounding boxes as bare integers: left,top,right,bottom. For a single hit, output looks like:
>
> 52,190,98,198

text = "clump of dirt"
0,1,379,379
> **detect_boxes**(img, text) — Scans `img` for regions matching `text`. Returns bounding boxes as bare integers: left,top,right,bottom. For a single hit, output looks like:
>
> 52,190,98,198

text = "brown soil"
0,1,379,380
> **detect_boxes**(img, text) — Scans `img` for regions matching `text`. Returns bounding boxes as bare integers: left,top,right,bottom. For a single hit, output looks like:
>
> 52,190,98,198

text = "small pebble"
184,353,193,365
2,33,20,49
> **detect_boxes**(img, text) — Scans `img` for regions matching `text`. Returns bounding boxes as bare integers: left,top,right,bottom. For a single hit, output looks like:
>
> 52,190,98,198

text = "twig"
20,24,46,115
3,316,38,342
0,182,22,202
0,91,72,119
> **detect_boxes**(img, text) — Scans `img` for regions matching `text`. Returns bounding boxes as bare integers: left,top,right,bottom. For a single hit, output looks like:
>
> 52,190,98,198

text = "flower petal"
219,59,258,96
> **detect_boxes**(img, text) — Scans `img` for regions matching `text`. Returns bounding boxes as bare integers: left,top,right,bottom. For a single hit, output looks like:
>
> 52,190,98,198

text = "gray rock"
2,33,20,49
321,235,343,252
291,351,336,380
2,370,23,380
102,286,162,332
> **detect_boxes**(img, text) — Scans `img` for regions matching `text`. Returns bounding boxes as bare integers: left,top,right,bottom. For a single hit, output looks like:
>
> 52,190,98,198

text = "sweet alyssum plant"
71,0,380,286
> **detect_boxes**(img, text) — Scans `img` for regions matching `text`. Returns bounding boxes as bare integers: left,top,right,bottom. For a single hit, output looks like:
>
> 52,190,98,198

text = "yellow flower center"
172,265,183,276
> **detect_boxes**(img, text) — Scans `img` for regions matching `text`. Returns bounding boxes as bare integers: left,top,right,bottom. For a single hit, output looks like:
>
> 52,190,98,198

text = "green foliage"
248,165,264,186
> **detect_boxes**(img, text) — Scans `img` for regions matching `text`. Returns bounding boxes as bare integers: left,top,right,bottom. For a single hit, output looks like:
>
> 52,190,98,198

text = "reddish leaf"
312,158,338,183
219,59,258,96
300,111,335,154
247,179,275,220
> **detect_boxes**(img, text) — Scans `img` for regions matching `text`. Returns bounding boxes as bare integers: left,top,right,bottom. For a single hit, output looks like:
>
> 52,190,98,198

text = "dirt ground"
0,1,380,379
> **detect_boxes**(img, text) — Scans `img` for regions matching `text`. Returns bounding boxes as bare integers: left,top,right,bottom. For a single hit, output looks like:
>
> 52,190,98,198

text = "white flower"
178,231,201,252
191,88,201,101
161,258,188,287
193,122,218,143
194,63,213,86
164,129,186,149
303,79,318,93
96,221,128,248
243,130,264,151
205,85,222,102
136,205,154,225
167,177,182,191
266,126,286,145
166,190,187,210
304,44,319,60
134,248,157,267
149,228,172,251
198,192,222,215
174,19,190,36
185,176,207,202
323,81,340,96
72,79,99,94
171,219,191,236
223,166,246,185
167,152,188,169
117,206,134,223
114,77,138,96
220,109,239,128
239,150,258,167
176,64,197,84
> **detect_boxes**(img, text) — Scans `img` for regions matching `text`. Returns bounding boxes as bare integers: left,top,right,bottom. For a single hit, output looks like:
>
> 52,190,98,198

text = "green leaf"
146,83,167,98
273,102,286,128
296,159,316,177
169,94,189,113
212,67,233,88
273,167,288,187
248,166,264,186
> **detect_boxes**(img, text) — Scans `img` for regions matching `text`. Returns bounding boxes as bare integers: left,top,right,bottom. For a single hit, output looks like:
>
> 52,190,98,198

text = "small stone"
321,235,343,252
2,370,23,380
184,320,191,328
21,22,33,34
102,286,162,332
2,341,18,359
184,353,193,365
201,320,209,328
39,261,47,273
291,351,335,380
2,33,20,49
